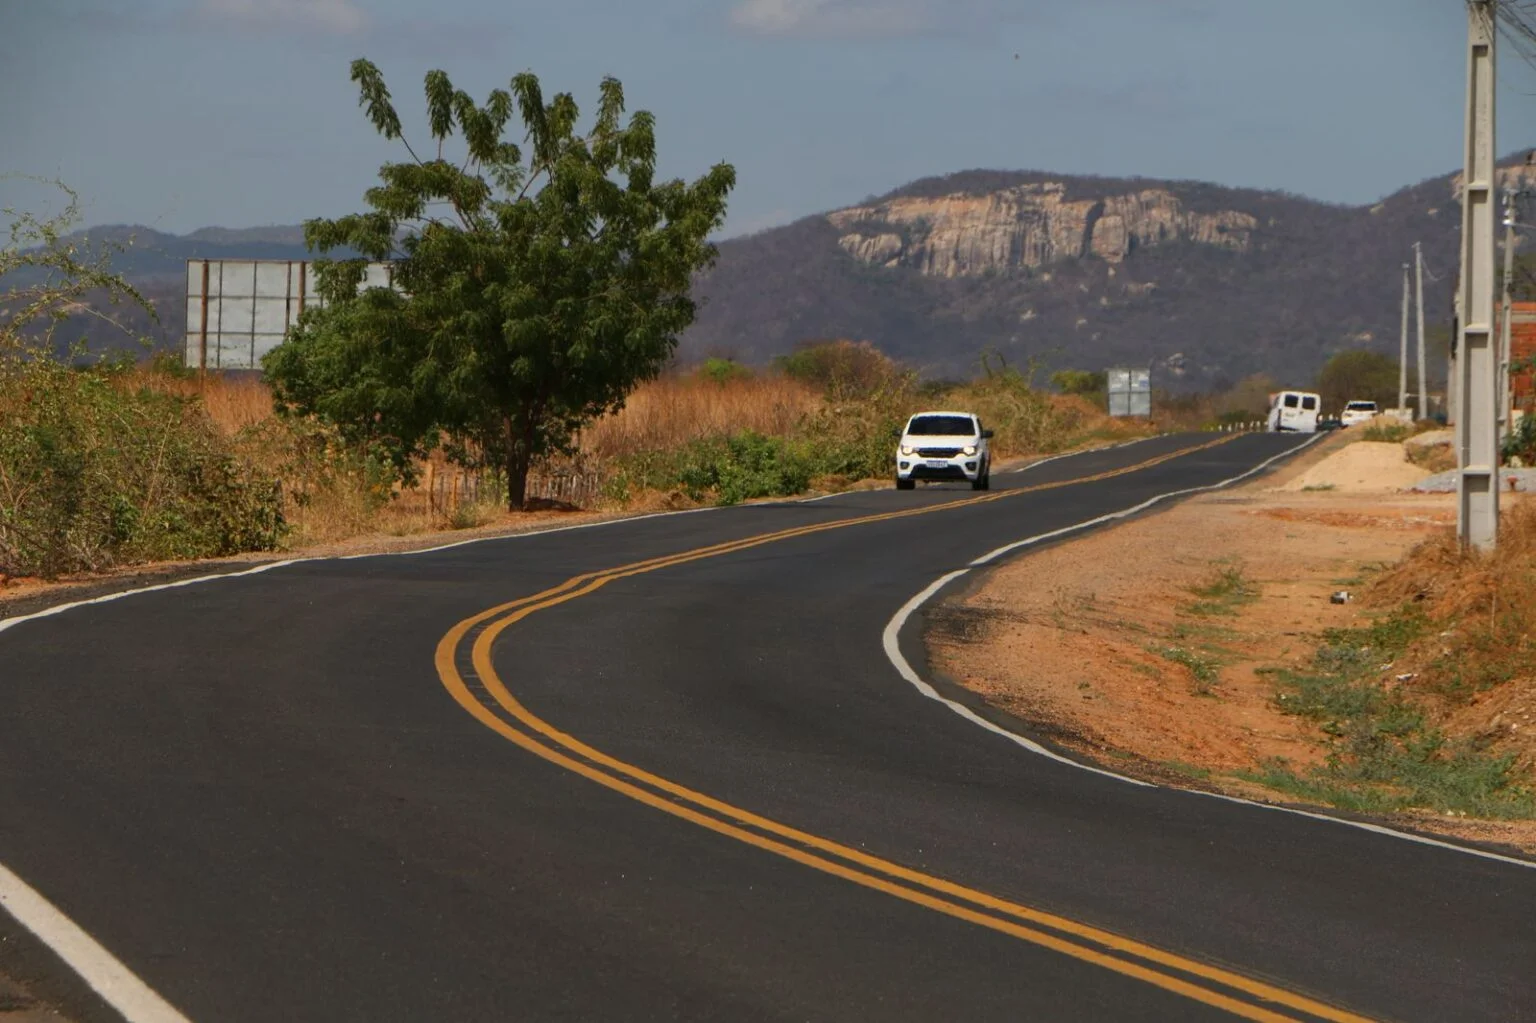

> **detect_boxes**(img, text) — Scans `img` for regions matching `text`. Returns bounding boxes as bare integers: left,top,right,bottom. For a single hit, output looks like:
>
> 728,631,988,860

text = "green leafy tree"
264,59,736,508
1314,349,1407,413
1049,369,1107,397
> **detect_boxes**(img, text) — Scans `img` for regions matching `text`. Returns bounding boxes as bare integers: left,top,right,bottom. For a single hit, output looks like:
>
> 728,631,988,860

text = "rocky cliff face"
827,182,1257,278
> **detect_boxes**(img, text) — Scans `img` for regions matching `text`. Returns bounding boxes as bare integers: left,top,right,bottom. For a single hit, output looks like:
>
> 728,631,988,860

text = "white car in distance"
895,411,993,491
1340,400,1380,428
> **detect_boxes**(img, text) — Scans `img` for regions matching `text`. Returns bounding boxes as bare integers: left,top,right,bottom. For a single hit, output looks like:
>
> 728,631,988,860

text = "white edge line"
2,428,1522,1019
0,501,734,1021
0,434,1177,1014
0,506,726,636
0,862,193,1023
0,560,305,637
883,434,1536,871
883,572,1154,786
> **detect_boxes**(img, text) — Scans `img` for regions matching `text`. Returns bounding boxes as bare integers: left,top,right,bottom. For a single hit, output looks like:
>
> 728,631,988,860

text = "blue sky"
5,0,1536,238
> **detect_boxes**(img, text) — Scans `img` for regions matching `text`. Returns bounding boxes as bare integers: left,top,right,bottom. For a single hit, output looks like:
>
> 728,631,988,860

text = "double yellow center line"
434,435,1372,1022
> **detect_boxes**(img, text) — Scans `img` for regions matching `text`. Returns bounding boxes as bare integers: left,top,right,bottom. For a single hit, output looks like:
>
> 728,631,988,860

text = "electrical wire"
1493,1,1536,71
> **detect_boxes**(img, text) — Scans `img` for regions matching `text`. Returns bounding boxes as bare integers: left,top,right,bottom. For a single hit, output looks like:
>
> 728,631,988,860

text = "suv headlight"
900,445,915,455
962,444,977,456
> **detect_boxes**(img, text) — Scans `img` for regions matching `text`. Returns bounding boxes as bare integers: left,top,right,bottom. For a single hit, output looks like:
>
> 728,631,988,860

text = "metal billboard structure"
1106,367,1151,417
184,259,395,372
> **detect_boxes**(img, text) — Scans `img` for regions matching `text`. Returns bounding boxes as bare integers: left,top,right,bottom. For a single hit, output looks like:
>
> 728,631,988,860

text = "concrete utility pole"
1450,287,1461,427
1399,263,1411,412
1415,242,1428,420
1501,193,1518,445
1455,0,1500,550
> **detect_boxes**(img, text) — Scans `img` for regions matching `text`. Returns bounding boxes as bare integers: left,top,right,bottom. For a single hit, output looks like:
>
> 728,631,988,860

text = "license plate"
924,460,950,469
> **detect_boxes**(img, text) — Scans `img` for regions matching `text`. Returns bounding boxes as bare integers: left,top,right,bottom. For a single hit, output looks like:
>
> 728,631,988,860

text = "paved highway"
1,433,1532,1022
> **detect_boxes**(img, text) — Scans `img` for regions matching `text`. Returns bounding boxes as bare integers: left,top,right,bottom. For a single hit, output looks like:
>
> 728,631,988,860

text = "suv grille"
916,447,962,458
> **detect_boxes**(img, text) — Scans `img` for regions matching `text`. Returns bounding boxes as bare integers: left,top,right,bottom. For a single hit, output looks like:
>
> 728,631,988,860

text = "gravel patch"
1410,468,1536,493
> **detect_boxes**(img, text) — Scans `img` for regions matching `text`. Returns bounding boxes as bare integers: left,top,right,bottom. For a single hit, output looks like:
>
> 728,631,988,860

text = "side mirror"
981,429,994,439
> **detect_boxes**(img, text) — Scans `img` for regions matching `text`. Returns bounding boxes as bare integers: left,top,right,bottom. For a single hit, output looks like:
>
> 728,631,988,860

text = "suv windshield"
1346,402,1377,411
907,415,975,436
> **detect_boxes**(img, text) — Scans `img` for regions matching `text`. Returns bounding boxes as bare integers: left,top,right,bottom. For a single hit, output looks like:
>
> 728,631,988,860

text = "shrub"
1502,412,1536,465
0,360,286,577
1050,369,1107,399
695,357,753,384
775,339,900,398
1361,421,1412,443
950,358,1095,454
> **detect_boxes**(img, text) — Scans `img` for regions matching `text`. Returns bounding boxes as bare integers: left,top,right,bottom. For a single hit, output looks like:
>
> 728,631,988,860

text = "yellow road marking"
436,436,1371,1022
439,432,1243,642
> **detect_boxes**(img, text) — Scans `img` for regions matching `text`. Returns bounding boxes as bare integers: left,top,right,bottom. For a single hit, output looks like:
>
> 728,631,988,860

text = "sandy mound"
1280,441,1431,492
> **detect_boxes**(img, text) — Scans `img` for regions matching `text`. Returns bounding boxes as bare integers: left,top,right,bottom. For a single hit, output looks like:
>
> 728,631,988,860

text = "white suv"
895,411,993,491
1340,400,1379,427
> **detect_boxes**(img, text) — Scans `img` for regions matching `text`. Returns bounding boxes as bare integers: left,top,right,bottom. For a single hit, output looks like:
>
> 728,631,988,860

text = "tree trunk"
504,414,530,511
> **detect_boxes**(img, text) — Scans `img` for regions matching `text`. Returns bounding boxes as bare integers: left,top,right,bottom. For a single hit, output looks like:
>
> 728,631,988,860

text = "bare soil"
930,434,1536,855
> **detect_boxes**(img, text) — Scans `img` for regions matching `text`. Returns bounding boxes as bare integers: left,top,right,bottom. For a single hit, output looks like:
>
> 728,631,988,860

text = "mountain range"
37,155,1536,389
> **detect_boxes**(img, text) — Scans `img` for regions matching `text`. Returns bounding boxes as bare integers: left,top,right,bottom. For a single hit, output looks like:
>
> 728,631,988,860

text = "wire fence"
400,461,606,517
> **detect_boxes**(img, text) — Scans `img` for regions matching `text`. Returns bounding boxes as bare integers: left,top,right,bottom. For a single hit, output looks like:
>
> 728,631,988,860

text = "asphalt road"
2,433,1533,1023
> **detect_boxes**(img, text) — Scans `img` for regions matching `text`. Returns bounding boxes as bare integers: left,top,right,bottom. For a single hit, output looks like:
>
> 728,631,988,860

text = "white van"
1267,391,1321,433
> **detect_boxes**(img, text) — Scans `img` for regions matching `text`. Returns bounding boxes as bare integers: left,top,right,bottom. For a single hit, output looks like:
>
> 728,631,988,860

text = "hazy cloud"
727,0,1221,40
195,0,369,36
729,0,932,39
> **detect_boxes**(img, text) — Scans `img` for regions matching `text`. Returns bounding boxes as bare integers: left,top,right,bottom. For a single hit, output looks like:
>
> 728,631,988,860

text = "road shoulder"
927,435,1536,857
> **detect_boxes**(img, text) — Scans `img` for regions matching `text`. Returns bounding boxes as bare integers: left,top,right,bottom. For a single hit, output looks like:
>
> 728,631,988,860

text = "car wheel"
896,478,915,490
971,473,987,491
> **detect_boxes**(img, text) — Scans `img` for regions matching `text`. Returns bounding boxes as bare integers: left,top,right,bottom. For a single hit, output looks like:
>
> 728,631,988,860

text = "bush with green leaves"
774,340,899,399
0,361,285,577
950,353,1085,454
0,183,286,578
1503,411,1536,465
695,358,752,384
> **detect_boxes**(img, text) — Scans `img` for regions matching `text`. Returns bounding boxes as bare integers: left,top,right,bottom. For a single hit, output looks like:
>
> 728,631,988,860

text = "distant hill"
27,157,1536,388
684,160,1536,388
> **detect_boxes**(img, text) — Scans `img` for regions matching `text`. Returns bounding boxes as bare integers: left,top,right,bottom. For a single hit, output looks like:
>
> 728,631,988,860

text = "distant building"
1512,301,1536,411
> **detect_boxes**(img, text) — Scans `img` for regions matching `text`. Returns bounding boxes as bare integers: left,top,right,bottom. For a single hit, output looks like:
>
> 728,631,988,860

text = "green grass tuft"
1261,605,1535,819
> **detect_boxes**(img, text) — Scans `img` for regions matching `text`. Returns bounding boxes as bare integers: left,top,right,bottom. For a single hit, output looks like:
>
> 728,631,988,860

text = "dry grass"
124,371,273,436
134,371,827,458
1367,497,1536,776
579,374,823,459
110,367,1140,545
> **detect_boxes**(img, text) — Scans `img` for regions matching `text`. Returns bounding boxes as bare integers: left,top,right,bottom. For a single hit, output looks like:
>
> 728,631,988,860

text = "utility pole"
1455,0,1500,550
1450,286,1461,427
1501,193,1518,445
1415,242,1428,420
1399,263,1411,412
